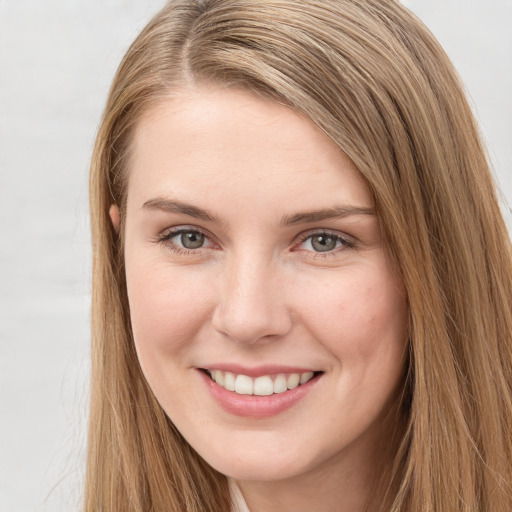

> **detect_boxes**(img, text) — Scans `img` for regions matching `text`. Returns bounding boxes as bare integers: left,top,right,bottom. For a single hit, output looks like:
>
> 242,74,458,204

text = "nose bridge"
212,250,292,344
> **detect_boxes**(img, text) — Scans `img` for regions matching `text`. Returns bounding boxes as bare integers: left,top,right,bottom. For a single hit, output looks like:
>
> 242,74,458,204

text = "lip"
197,367,322,418
202,364,319,378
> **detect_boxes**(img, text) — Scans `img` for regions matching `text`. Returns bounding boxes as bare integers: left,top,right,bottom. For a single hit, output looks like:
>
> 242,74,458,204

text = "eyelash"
153,227,215,255
295,230,356,257
153,227,356,257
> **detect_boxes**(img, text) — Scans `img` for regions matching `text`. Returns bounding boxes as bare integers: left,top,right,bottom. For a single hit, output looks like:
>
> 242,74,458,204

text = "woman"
86,1,512,510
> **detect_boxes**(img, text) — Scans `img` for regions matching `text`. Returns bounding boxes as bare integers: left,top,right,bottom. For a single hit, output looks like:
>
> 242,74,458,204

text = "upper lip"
199,364,320,377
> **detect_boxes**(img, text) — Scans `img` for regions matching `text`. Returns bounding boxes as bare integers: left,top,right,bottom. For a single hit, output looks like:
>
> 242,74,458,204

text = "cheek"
125,258,219,417
297,265,408,372
126,258,214,362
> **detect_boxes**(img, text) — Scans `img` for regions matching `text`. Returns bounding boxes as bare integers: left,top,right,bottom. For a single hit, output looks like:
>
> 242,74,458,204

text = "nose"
212,258,293,344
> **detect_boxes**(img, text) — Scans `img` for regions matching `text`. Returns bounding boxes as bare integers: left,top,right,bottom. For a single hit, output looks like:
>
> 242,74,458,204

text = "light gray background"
0,1,510,511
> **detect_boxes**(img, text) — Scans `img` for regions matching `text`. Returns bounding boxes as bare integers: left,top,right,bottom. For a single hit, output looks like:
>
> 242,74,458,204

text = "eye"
155,227,215,253
175,230,206,249
298,231,354,253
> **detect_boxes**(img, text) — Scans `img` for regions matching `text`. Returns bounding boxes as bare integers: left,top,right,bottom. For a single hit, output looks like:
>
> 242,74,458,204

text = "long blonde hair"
87,1,512,510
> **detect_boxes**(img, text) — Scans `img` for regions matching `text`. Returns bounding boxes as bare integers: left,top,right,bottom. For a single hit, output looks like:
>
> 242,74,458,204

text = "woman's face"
122,87,408,483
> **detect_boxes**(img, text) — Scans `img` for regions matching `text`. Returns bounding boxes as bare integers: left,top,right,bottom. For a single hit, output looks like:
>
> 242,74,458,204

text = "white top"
229,479,251,512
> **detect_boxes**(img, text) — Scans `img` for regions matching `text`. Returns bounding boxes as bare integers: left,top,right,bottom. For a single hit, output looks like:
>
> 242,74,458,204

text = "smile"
199,367,323,418
206,369,317,396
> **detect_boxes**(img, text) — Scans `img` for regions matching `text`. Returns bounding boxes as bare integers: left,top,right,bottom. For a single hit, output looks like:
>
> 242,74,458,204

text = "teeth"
207,370,317,395
273,374,288,394
235,374,253,395
215,370,225,387
287,373,300,389
224,372,236,391
253,376,274,396
300,371,314,384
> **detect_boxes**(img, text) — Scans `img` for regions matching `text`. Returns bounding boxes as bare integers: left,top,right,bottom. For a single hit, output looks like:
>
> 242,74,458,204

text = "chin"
199,441,312,482
215,460,302,482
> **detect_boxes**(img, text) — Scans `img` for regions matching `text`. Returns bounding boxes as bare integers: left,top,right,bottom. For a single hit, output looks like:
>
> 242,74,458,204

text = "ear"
109,204,121,233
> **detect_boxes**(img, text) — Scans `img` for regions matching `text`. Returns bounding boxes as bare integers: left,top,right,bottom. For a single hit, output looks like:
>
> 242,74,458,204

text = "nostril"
212,303,293,344
211,272,293,344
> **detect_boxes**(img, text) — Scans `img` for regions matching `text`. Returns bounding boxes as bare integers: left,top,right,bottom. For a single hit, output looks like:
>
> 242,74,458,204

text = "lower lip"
198,370,321,418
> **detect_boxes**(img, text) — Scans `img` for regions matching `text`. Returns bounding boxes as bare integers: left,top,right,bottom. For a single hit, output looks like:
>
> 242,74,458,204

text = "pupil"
311,235,336,252
181,232,204,249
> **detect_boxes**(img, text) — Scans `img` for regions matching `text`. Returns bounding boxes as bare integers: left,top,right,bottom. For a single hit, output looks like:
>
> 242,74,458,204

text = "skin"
115,86,409,512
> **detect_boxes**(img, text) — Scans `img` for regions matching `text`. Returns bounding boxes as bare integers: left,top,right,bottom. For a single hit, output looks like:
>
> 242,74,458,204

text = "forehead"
127,86,372,212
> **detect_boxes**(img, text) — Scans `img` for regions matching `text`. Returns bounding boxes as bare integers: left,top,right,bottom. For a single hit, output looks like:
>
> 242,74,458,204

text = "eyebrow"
142,197,375,226
281,205,375,225
142,198,222,224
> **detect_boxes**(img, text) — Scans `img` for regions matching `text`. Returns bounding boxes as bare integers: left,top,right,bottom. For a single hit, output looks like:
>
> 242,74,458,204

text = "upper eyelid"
151,226,213,249
159,225,211,239
155,226,216,253
293,229,356,254
296,228,354,242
